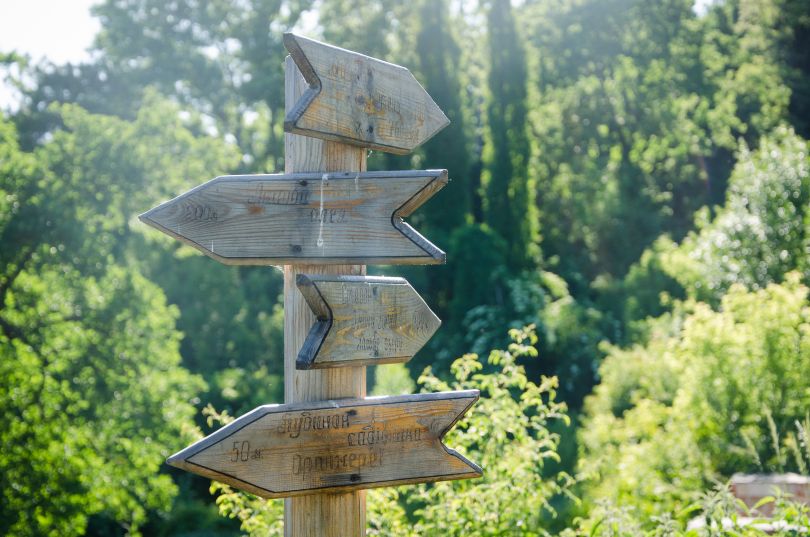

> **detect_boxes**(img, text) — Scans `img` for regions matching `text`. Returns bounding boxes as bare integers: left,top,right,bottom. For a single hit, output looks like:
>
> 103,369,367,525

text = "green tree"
525,0,708,286
0,112,206,535
1,265,204,536
405,0,487,366
409,0,474,316
523,0,792,291
0,93,266,534
414,0,472,234
774,0,810,138
21,87,287,419
484,0,540,271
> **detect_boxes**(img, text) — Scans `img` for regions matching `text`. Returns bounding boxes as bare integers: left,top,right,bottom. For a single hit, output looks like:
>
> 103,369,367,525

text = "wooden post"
283,56,367,537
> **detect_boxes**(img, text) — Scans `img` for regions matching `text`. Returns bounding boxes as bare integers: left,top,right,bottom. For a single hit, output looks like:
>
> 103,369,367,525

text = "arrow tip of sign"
138,208,158,228
138,205,177,240
420,93,451,146
166,451,185,469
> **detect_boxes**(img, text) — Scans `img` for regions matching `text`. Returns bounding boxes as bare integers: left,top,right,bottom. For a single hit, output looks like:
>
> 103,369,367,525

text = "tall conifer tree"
411,0,473,316
415,0,471,232
484,0,540,272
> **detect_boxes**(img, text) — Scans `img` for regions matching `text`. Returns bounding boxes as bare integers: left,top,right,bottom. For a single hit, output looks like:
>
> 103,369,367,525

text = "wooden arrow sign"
167,391,481,498
296,275,440,369
139,170,447,265
283,33,449,154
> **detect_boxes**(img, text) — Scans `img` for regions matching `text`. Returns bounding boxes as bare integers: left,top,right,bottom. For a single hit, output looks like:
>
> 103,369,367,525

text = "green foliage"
580,275,810,523
661,127,810,302
773,0,810,138
40,93,284,418
414,0,472,234
409,0,479,331
445,267,604,406
526,0,709,282
524,0,793,289
24,95,283,415
406,327,573,536
607,236,686,341
484,0,541,272
0,97,243,535
211,327,573,536
567,482,810,536
370,363,417,396
0,265,203,536
0,127,208,532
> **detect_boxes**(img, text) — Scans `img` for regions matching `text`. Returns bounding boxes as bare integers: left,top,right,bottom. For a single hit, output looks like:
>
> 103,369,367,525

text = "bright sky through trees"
0,0,100,64
0,0,99,108
0,0,716,109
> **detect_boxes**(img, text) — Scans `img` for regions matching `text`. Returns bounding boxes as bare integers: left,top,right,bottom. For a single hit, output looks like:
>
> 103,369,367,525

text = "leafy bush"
567,482,810,536
579,274,810,528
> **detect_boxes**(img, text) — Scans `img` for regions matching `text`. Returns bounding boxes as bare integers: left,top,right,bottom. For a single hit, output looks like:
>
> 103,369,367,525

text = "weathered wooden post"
141,33,481,537
282,53,367,536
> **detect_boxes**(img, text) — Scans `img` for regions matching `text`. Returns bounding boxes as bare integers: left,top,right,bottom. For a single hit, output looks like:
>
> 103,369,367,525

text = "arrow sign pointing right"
139,170,447,265
167,391,482,498
284,33,450,154
296,275,441,369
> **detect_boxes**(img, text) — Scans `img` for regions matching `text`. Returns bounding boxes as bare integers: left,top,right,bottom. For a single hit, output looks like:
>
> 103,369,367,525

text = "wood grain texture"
138,169,447,266
166,391,482,498
283,33,449,155
296,275,440,369
284,55,367,537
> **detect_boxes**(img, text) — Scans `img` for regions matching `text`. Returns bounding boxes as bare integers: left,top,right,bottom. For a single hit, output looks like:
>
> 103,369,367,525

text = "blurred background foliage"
1,0,810,534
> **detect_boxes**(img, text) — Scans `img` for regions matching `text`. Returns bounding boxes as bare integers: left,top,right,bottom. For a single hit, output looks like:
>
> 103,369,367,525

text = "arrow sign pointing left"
139,170,447,265
167,391,482,498
284,33,449,154
296,274,441,369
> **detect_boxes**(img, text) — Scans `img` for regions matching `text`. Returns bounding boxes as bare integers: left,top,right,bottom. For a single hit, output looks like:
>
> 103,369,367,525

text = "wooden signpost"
284,33,449,154
296,275,441,369
145,33,481,536
167,390,481,498
139,170,448,265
